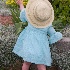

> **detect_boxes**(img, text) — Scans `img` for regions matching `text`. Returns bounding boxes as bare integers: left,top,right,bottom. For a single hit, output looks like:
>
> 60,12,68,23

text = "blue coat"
13,9,62,66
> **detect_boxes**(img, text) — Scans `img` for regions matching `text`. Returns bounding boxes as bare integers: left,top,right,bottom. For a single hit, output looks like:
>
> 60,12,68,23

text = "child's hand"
16,0,24,10
16,0,23,6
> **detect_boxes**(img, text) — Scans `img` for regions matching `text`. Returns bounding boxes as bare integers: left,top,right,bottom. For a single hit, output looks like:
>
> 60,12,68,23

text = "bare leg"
22,61,31,70
37,64,46,70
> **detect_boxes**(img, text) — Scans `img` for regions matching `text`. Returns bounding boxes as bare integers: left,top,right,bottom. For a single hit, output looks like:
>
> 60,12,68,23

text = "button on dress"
13,9,62,66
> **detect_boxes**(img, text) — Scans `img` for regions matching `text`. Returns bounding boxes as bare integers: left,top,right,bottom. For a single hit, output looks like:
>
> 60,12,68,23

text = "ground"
0,15,13,25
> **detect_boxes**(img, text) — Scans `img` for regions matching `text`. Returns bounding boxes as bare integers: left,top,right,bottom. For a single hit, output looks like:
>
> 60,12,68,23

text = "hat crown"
26,0,54,28
34,2,52,22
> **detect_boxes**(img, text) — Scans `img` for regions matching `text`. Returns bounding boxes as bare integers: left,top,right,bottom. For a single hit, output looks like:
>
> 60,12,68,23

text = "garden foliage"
52,0,70,30
6,0,28,34
6,0,70,33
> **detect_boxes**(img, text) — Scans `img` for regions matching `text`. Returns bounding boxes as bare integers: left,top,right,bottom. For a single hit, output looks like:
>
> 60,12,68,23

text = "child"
13,0,62,70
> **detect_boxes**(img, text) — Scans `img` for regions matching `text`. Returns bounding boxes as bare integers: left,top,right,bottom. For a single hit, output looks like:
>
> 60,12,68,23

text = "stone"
61,25,70,37
0,0,11,16
0,8,11,16
0,24,20,69
50,26,70,70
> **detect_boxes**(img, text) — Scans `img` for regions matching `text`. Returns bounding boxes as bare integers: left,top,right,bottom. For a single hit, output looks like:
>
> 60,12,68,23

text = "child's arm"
47,25,63,44
16,0,27,22
16,0,24,10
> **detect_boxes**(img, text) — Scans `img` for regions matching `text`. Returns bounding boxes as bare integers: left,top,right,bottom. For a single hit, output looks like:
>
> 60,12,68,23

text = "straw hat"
26,0,54,28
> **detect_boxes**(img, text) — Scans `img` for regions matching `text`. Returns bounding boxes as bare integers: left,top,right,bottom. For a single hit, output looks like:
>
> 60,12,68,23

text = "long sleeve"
19,8,27,22
47,25,62,44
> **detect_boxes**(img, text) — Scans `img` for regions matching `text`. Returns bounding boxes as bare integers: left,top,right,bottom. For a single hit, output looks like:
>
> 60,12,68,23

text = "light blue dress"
13,9,62,66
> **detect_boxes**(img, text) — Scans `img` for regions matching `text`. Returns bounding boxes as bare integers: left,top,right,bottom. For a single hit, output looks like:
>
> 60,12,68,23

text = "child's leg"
37,64,46,70
22,61,31,70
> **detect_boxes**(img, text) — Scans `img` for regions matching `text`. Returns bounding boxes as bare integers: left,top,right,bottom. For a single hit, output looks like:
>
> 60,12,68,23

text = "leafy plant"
52,0,70,31
6,0,28,35
6,0,70,33
10,7,28,35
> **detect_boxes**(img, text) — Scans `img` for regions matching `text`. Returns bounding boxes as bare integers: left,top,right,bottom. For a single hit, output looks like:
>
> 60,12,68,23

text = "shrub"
52,0,70,31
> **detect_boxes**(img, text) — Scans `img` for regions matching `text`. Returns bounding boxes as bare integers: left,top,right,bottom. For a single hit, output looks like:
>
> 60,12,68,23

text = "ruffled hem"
23,58,52,66
12,50,52,66
49,32,62,44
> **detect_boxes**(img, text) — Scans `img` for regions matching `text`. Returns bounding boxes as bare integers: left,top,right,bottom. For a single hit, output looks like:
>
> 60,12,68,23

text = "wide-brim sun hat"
26,0,54,28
